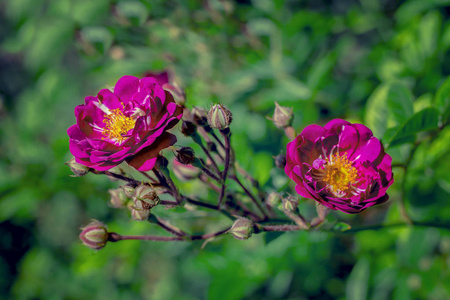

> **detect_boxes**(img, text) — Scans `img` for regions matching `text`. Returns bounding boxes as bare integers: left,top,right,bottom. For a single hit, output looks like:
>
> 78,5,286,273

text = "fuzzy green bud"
267,192,281,207
79,220,108,250
66,157,90,177
207,104,232,130
229,218,254,240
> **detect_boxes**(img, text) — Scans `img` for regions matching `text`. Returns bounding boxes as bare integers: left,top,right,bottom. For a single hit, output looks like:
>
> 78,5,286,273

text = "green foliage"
0,0,449,299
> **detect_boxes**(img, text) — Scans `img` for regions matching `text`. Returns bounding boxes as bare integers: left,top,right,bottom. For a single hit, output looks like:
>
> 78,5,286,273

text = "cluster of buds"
131,182,160,220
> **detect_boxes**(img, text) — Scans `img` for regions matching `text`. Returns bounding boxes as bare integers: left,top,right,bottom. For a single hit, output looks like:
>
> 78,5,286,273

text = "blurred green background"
1,0,450,299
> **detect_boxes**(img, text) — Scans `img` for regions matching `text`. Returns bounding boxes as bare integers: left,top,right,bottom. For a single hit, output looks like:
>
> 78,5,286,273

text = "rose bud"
175,147,196,165
172,159,201,181
131,205,151,221
207,104,232,130
268,102,293,129
274,153,286,169
79,220,108,250
282,195,299,212
228,218,254,240
66,157,90,177
133,182,160,209
109,187,130,208
266,191,281,207
155,155,169,169
121,184,136,198
181,121,197,136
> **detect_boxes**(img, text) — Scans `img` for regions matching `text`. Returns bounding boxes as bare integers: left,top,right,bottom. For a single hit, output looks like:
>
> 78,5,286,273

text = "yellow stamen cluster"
323,153,358,195
102,108,136,144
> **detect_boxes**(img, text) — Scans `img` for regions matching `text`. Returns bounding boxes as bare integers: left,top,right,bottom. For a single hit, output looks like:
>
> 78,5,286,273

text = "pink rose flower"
285,119,394,213
68,75,183,171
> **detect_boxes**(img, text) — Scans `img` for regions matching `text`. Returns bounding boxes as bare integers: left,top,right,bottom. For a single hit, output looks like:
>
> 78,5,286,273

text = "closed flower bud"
66,157,90,177
267,192,281,207
191,106,208,126
79,220,108,250
133,182,160,208
121,184,136,198
274,153,287,169
229,218,254,240
181,121,197,136
207,104,232,130
109,188,130,208
282,195,299,212
131,206,151,221
175,147,196,165
172,159,200,181
269,102,293,129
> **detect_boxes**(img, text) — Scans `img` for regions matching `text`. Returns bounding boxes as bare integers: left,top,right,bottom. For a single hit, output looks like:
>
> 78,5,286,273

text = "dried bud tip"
181,121,197,136
207,104,232,130
66,157,90,177
191,106,208,126
269,102,293,129
229,218,254,240
175,147,196,165
282,195,299,212
79,220,108,250
155,155,169,169
274,153,287,169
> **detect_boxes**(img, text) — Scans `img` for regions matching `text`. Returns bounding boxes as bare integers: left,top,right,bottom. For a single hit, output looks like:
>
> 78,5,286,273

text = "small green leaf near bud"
282,195,298,212
79,220,108,250
228,218,254,240
66,157,90,177
207,104,232,130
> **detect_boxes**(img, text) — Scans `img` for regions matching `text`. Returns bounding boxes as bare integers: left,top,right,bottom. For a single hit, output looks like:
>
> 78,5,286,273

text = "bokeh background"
1,0,450,299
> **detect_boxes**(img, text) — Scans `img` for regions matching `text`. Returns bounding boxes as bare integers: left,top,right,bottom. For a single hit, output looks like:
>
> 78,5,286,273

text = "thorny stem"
217,129,231,207
91,169,140,186
230,173,269,220
149,215,188,237
156,167,183,204
108,226,231,242
283,210,310,230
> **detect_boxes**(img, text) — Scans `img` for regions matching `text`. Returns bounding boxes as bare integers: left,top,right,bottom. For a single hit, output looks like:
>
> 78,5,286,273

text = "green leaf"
435,76,450,124
346,257,370,300
388,107,439,148
387,83,414,124
332,222,352,232
365,84,390,138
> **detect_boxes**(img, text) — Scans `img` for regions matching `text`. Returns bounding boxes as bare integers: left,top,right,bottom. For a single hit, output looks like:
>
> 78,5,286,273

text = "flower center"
102,108,136,144
322,153,358,196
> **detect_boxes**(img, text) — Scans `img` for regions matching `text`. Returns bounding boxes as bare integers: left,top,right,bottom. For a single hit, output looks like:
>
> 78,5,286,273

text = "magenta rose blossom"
285,119,393,213
68,75,183,171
